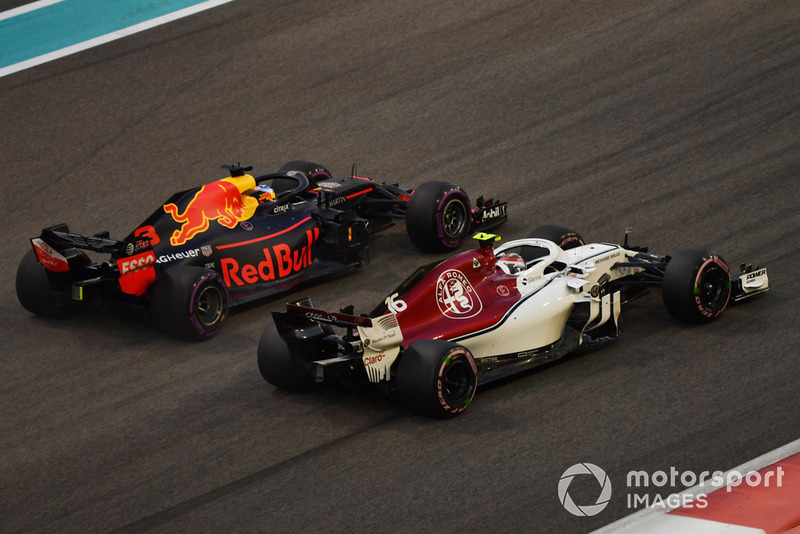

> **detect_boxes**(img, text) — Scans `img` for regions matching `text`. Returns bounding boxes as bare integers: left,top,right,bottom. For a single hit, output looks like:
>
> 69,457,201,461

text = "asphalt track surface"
1,1,799,532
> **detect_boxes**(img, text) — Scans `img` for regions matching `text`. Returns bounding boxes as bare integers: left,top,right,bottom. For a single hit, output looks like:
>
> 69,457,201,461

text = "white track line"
0,0,65,22
0,0,237,78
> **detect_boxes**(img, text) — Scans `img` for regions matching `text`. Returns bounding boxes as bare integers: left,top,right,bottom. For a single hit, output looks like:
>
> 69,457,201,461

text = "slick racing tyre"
257,318,314,392
662,249,731,324
16,249,74,318
528,225,585,250
397,340,478,418
406,182,471,253
150,266,229,341
277,160,332,192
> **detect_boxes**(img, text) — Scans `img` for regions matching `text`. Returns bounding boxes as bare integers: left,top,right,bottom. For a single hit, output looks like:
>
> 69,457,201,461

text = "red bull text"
220,228,320,287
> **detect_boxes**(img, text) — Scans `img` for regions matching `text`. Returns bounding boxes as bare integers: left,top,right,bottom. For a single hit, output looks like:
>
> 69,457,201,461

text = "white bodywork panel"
436,240,632,361
742,268,768,291
457,280,578,358
362,239,637,381
357,314,403,383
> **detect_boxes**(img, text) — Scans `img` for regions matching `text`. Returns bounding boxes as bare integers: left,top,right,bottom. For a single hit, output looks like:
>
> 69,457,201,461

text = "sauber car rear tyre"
150,266,228,341
663,249,731,324
397,340,478,418
528,225,585,250
16,249,73,318
257,319,314,392
406,182,471,253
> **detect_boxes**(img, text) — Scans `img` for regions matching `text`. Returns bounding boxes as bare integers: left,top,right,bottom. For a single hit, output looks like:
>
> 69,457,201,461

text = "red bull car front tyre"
18,162,507,340
149,266,229,341
406,182,472,253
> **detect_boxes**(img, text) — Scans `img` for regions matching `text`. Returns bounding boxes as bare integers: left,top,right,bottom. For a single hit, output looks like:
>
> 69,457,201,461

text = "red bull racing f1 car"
16,161,507,340
257,225,769,417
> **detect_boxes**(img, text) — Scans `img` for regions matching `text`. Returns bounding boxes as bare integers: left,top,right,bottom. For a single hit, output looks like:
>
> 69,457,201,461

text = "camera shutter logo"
558,463,612,517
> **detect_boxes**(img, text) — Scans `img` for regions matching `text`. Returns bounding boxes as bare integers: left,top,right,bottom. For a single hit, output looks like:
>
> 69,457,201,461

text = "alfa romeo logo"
435,269,482,319
558,463,612,517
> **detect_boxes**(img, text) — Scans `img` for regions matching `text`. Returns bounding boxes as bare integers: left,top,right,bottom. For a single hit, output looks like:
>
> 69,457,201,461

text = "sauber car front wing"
732,265,769,302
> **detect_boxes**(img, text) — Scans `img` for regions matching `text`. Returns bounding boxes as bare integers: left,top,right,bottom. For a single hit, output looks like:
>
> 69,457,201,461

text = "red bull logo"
220,228,319,287
164,176,258,246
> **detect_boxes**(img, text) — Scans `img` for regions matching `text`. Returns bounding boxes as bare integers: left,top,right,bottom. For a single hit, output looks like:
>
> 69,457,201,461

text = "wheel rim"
441,198,467,240
442,357,474,407
195,284,225,327
696,264,729,314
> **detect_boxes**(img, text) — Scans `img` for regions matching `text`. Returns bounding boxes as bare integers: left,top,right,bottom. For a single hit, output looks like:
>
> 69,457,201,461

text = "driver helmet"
496,252,526,274
254,184,276,203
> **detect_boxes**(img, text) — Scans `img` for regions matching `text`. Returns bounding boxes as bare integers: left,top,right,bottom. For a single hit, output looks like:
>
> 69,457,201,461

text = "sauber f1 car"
16,161,507,340
258,225,770,417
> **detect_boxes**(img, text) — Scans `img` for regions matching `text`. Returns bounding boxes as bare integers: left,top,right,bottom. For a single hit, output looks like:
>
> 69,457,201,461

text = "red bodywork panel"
117,250,157,296
394,245,521,345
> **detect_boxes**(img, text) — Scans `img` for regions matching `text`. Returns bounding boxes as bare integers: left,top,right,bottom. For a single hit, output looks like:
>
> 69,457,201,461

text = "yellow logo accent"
472,232,501,242
163,175,258,246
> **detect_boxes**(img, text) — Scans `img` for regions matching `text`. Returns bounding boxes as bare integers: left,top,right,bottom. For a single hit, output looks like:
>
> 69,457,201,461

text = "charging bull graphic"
164,176,258,246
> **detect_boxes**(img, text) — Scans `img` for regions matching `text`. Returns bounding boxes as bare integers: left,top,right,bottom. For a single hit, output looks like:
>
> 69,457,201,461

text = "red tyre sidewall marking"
436,348,478,414
694,257,730,318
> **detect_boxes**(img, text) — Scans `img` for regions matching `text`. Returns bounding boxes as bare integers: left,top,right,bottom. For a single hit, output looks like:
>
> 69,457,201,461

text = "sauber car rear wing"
286,303,373,328
284,301,404,383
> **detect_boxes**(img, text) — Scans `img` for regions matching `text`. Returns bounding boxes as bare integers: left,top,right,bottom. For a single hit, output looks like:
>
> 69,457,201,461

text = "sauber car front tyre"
662,249,731,324
406,182,471,253
16,249,73,318
528,225,585,250
150,266,228,341
397,340,478,418
257,319,314,392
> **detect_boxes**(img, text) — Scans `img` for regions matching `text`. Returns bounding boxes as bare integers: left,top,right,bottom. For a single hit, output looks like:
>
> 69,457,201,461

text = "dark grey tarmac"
1,1,798,532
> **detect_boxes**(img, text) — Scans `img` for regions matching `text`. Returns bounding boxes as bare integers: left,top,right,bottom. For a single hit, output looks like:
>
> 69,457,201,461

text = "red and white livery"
258,225,769,417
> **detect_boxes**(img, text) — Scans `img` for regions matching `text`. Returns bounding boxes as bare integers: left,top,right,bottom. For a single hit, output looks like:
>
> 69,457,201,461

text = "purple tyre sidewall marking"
188,273,228,337
309,170,332,181
436,189,470,249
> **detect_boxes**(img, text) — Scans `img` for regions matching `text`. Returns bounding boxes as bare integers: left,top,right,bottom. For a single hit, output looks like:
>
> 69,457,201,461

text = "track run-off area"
0,0,237,77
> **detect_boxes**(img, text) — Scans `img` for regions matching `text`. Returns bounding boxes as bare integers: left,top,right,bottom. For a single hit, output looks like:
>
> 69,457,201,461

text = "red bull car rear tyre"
150,266,229,340
406,182,471,252
663,249,731,324
397,340,478,418
19,162,506,340
16,249,77,318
